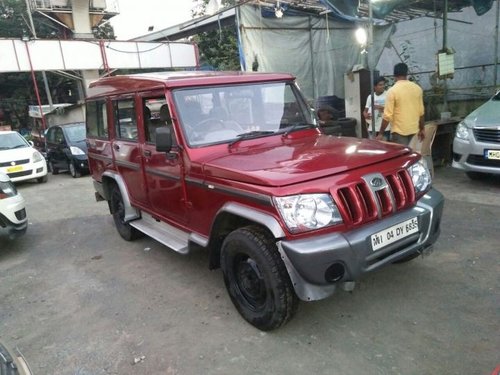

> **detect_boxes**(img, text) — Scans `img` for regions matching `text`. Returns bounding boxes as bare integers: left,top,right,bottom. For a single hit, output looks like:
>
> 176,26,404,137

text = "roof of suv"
87,71,295,98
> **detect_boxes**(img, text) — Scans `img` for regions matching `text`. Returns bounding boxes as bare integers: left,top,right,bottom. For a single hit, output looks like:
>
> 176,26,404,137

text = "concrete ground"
0,166,499,375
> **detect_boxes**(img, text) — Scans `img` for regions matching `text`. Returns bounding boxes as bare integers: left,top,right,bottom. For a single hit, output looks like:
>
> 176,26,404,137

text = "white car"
0,172,27,239
452,91,500,179
0,131,48,183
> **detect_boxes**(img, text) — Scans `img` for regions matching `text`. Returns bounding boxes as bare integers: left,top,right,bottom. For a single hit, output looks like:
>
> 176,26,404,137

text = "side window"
46,128,55,143
143,97,168,143
55,128,64,143
113,99,137,141
86,100,108,138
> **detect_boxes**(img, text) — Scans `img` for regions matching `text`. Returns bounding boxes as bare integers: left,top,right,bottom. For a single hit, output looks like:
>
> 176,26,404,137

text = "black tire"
110,185,142,241
37,174,48,183
465,171,486,180
220,226,298,331
69,161,81,178
0,341,24,375
49,161,59,175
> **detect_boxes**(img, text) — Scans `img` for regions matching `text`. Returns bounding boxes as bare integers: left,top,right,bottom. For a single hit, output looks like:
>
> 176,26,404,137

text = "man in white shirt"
363,76,390,140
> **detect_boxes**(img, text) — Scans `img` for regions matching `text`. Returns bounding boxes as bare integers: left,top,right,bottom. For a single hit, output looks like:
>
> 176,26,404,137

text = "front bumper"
0,195,28,239
279,188,444,301
72,155,89,172
452,136,500,175
1,160,47,183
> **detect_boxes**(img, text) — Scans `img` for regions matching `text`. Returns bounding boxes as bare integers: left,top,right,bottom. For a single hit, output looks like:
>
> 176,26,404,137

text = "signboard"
437,51,455,78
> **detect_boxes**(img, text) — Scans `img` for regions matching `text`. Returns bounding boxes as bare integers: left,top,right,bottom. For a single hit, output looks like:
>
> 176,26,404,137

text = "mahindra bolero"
85,71,444,331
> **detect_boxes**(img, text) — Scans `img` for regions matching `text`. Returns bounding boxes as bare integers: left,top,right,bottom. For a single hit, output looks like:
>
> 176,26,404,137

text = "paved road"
1,167,499,375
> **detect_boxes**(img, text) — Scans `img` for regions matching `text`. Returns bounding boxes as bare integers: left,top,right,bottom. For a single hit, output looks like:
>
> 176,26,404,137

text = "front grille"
15,208,26,221
8,170,33,178
473,128,500,143
466,154,500,167
335,170,415,226
0,159,30,168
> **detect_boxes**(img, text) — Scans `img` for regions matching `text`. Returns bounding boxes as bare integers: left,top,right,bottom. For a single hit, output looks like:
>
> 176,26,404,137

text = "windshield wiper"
228,130,275,147
12,144,28,149
282,123,317,137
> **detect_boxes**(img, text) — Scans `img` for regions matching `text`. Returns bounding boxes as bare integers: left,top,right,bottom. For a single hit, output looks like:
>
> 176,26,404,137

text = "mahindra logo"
370,177,384,188
10,161,16,166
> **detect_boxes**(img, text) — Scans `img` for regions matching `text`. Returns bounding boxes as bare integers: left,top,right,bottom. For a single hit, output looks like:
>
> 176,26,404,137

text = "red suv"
86,71,444,331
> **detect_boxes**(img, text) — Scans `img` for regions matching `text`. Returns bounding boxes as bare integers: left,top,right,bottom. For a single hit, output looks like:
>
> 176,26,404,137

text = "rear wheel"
49,161,59,175
220,226,298,331
110,185,142,241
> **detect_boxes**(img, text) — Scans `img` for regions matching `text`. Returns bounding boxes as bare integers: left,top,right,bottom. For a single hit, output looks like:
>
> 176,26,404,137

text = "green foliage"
93,22,116,40
192,0,240,71
0,0,114,128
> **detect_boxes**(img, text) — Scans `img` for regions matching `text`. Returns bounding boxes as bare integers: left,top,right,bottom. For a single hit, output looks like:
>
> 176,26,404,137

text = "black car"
45,123,88,178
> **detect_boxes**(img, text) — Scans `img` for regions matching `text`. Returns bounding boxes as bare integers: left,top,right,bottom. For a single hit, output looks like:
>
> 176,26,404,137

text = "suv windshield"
0,132,29,150
173,81,315,147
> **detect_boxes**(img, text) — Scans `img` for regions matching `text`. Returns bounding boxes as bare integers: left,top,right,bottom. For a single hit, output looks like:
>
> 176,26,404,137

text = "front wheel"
69,161,81,178
110,185,142,241
220,226,298,331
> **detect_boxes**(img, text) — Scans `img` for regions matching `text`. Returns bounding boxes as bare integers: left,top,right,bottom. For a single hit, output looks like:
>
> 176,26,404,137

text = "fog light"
325,262,345,282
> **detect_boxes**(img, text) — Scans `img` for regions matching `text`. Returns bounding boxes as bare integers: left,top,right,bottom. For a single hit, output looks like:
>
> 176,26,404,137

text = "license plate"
371,217,419,251
7,165,23,173
485,149,500,160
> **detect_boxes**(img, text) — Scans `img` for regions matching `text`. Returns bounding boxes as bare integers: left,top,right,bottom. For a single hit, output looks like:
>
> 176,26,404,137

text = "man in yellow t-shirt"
377,63,425,145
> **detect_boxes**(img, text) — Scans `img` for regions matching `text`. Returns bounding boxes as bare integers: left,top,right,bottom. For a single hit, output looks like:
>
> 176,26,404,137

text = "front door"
111,97,149,208
140,96,187,225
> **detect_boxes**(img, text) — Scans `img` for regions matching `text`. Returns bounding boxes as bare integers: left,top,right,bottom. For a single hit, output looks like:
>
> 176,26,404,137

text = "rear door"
86,99,112,182
46,126,66,170
111,97,149,208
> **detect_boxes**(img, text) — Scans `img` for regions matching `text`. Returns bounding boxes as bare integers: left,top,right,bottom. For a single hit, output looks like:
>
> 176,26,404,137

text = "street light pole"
368,0,376,138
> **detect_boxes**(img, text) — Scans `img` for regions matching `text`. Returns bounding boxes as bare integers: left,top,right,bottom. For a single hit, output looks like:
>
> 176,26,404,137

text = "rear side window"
86,100,108,138
113,99,138,141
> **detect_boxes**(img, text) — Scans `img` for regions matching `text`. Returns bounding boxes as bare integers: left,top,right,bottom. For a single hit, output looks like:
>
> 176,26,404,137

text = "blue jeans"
391,132,415,146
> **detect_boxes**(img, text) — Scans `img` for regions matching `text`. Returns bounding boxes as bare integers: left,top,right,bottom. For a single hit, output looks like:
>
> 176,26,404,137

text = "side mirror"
155,127,172,153
28,140,34,147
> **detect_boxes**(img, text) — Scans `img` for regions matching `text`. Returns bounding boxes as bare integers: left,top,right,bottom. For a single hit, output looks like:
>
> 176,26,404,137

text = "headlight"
32,150,43,162
0,180,17,199
455,121,470,140
407,160,432,194
273,193,343,233
70,146,85,156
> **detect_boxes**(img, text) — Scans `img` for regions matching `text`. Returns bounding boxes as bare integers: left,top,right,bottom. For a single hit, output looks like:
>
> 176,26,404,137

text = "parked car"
45,122,89,178
86,71,444,331
0,340,32,374
0,131,48,183
0,172,27,239
452,90,500,179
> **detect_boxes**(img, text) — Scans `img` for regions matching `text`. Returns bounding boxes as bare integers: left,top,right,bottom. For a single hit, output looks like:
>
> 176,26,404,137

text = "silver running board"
130,214,189,254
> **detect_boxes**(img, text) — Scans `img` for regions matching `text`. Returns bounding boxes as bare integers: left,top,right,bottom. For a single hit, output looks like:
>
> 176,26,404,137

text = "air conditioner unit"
91,0,106,10
52,0,69,7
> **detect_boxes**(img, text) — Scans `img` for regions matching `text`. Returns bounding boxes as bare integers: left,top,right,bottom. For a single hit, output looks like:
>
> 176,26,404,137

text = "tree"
0,0,115,128
191,0,240,71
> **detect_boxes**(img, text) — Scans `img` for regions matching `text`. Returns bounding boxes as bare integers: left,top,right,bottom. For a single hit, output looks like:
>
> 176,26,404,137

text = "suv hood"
465,98,500,127
202,135,410,186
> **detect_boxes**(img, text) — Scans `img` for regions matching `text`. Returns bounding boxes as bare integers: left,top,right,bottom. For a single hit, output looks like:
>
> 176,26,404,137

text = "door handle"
144,150,152,157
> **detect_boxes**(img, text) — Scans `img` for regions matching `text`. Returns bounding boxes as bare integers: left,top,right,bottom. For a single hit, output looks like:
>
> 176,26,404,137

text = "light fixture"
355,27,367,47
274,1,284,18
355,27,368,54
